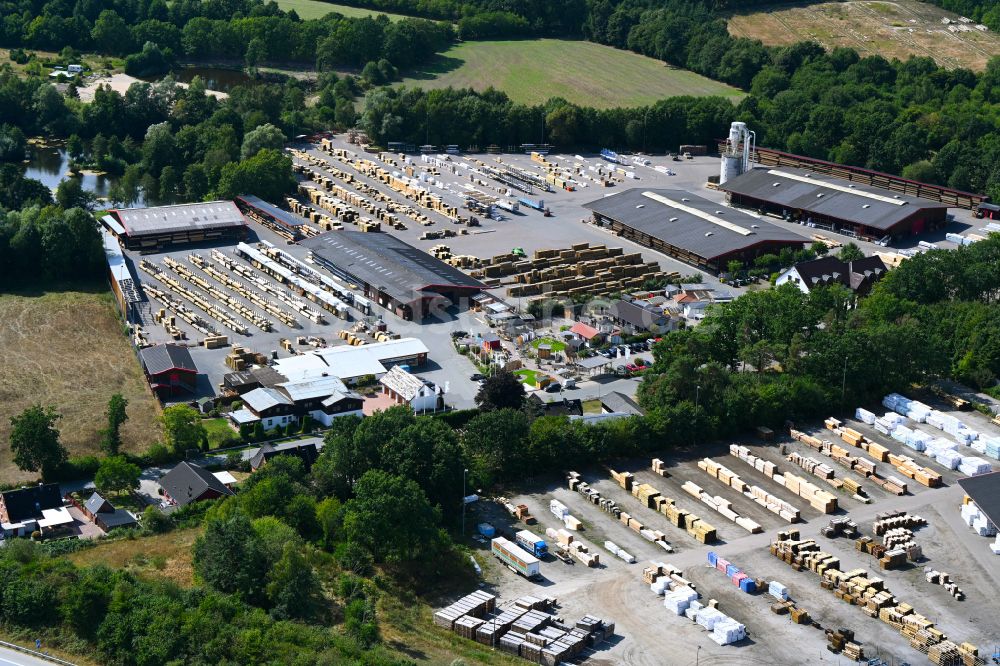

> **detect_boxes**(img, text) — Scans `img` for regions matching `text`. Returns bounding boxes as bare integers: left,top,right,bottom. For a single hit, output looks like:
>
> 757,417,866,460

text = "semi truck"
491,537,540,579
515,530,548,558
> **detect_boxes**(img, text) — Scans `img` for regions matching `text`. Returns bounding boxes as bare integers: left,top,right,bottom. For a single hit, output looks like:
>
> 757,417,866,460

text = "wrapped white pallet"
711,618,746,645
934,449,963,470
550,499,569,519
617,549,636,564
855,407,876,424
768,581,789,600
603,540,620,555
694,607,724,630
650,579,669,595
959,457,993,476
883,411,906,427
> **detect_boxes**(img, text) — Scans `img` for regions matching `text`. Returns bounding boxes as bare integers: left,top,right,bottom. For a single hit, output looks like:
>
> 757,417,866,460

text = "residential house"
379,366,444,413
158,461,235,507
604,299,673,334
527,394,584,416
776,256,888,295
0,483,67,537
139,344,198,399
82,492,138,531
250,441,320,472
569,321,605,345
228,375,364,430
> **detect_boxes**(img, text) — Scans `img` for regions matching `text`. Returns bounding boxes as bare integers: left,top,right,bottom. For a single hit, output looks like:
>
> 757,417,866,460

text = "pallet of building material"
651,458,670,477
609,469,633,491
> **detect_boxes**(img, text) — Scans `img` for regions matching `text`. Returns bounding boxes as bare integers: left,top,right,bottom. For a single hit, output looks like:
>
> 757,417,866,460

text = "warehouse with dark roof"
719,167,950,241
103,201,248,250
301,231,486,320
584,189,809,272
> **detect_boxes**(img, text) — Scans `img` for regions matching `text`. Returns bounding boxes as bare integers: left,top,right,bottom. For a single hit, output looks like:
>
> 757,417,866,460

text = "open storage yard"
0,290,161,483
456,394,1000,665
728,0,1000,71
398,39,745,108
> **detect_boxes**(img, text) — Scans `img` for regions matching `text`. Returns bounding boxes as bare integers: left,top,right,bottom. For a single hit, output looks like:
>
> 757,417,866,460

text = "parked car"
470,373,485,381
545,382,562,393
451,330,469,339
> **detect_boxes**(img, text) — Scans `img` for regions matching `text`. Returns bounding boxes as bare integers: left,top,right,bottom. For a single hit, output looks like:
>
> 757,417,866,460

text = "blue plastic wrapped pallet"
707,552,718,566
477,523,495,537
725,564,740,578
739,578,756,594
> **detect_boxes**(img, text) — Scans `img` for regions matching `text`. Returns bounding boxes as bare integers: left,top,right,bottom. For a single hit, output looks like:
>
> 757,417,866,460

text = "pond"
24,143,147,207
171,66,253,93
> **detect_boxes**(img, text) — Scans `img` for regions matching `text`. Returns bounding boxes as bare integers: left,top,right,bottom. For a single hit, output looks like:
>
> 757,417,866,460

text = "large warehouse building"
584,189,809,273
102,201,248,250
301,231,486,320
719,167,951,241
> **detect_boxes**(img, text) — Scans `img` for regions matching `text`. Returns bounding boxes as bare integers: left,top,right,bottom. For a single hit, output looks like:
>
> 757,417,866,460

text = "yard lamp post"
696,645,701,666
461,468,468,536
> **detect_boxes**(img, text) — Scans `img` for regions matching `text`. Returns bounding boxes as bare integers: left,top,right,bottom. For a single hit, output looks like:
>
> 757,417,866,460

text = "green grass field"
399,39,744,108
530,336,567,353
275,0,412,20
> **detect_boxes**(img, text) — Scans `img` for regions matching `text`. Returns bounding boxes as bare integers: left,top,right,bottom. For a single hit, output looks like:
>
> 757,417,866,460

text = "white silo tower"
719,122,754,185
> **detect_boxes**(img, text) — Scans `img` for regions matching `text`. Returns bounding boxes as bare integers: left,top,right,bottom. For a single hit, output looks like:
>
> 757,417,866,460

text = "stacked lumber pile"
770,536,979,666
730,446,838,514
790,429,906,495
608,468,717,544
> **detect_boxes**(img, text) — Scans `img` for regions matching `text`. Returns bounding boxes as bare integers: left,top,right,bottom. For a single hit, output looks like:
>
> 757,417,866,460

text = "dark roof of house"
958,471,1000,527
584,188,809,261
98,509,138,529
527,394,584,416
158,461,234,507
85,492,113,514
139,344,197,376
249,441,320,470
236,194,304,228
789,255,888,291
609,300,668,330
301,231,485,305
1,483,63,523
720,167,950,231
600,391,645,416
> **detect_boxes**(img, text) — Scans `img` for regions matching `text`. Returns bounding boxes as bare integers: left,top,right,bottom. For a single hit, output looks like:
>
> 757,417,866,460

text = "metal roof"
272,338,430,382
139,344,197,376
584,188,809,260
242,387,293,413
112,201,246,238
236,194,304,228
276,375,350,402
301,231,485,305
720,167,950,231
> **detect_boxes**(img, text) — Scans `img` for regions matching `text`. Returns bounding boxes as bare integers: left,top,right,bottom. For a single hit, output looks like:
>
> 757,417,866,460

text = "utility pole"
841,355,848,406
461,468,468,536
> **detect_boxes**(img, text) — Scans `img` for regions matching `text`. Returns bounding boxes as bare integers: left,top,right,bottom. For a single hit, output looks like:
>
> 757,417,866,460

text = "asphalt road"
0,645,71,666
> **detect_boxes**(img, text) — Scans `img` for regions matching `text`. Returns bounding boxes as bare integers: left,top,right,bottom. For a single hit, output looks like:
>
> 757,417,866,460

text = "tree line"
0,0,454,72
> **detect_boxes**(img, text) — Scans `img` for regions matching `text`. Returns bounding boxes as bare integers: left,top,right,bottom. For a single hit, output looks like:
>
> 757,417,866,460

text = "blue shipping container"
739,578,757,594
707,552,717,566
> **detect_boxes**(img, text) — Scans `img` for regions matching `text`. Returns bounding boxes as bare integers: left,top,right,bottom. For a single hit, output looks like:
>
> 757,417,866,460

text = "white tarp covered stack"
958,456,993,476
550,499,568,520
961,501,997,538
855,407,876,425
977,435,1000,461
934,449,963,470
768,581,789,601
711,617,747,646
883,394,931,422
664,586,698,615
